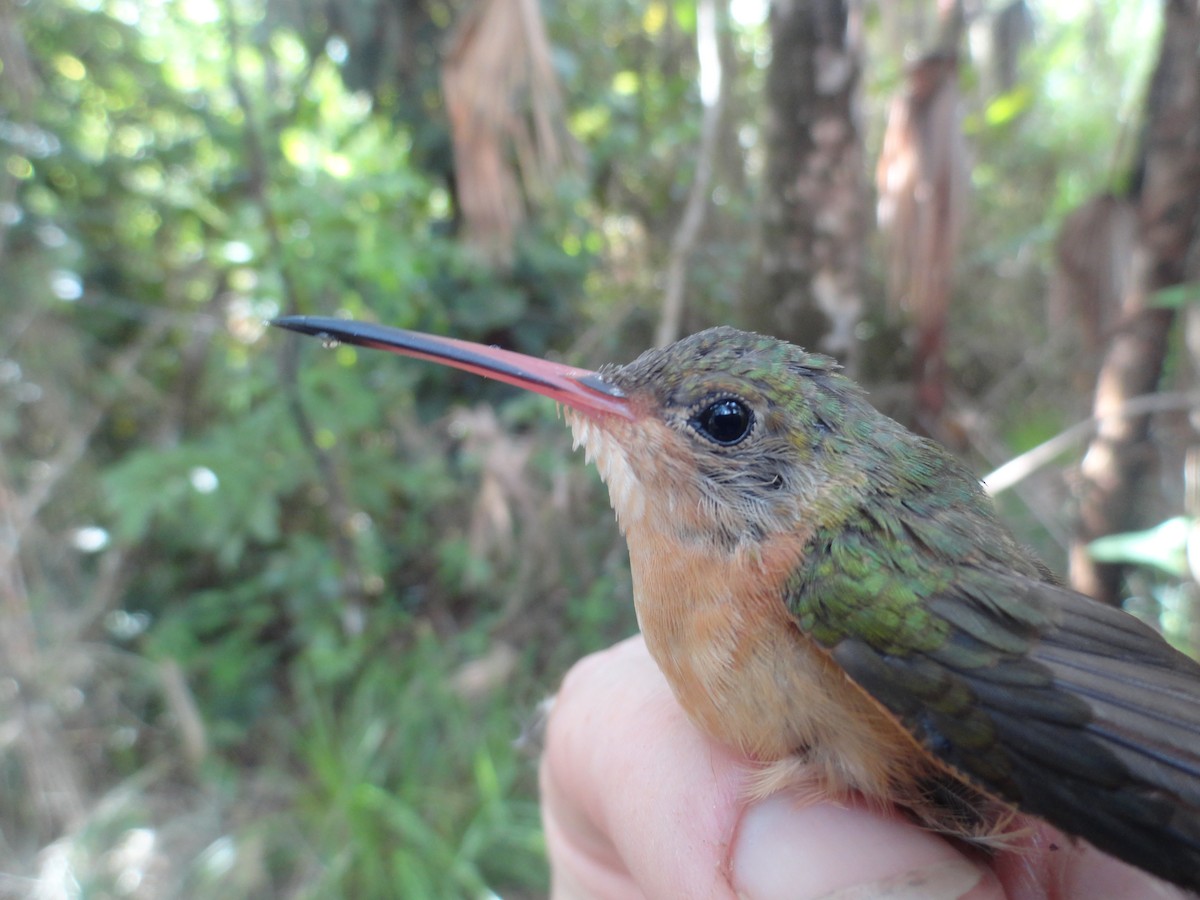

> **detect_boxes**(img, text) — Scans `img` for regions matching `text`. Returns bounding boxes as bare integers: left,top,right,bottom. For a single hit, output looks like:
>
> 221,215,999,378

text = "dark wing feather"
781,423,1200,889
850,577,1200,890
791,541,1200,891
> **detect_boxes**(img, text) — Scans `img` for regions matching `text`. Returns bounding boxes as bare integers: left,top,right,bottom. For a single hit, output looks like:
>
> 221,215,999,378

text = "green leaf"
984,86,1033,127
1087,517,1192,577
1151,282,1200,309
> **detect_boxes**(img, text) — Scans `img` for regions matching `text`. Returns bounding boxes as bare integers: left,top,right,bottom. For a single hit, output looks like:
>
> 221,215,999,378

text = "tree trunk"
741,0,865,370
1069,0,1200,606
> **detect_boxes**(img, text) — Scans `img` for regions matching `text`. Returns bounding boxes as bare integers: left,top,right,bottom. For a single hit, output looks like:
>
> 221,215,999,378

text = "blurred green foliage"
0,0,1176,896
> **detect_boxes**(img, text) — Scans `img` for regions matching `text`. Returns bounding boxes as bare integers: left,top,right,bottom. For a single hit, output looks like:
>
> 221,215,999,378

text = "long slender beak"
271,316,633,421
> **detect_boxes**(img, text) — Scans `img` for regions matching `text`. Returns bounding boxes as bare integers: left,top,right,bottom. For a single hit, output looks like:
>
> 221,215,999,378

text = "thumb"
731,794,1003,900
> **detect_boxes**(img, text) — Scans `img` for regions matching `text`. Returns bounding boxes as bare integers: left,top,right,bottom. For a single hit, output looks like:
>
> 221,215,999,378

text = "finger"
991,823,1189,900
733,795,1003,900
541,636,1002,900
541,635,744,898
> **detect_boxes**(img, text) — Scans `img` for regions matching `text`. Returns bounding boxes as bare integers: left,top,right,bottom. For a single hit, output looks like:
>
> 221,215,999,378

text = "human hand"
540,635,1185,900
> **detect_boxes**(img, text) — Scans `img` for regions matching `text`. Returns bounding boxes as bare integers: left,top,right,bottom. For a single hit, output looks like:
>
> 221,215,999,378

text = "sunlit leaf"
984,86,1032,126
1088,517,1192,577
1152,282,1200,309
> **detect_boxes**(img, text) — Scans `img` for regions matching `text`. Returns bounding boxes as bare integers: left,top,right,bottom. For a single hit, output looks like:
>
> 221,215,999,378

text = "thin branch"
951,399,1071,549
983,390,1200,496
2,320,169,559
220,0,366,609
656,0,725,347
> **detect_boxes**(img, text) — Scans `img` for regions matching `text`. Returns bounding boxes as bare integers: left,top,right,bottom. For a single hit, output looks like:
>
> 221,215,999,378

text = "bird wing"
787,515,1200,891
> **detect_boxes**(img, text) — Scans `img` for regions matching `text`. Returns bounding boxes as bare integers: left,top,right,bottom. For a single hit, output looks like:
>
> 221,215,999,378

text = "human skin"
540,636,1186,900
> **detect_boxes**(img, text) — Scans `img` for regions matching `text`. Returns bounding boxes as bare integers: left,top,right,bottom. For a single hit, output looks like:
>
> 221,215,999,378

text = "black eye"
691,399,753,446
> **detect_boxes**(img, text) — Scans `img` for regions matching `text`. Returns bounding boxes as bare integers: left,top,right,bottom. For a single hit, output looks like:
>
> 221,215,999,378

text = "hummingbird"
273,316,1200,891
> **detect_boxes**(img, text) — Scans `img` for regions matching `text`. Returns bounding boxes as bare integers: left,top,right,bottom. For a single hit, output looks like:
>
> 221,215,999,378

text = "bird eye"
691,399,753,446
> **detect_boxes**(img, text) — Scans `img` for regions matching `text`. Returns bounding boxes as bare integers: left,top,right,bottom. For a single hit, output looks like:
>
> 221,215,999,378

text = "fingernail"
731,794,1002,900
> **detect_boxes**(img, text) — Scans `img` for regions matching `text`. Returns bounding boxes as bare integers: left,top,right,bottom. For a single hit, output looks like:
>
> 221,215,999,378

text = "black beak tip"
270,315,315,335
269,316,355,345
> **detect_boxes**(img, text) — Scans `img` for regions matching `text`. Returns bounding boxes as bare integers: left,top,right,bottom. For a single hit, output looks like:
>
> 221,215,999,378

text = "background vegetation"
2,0,1194,896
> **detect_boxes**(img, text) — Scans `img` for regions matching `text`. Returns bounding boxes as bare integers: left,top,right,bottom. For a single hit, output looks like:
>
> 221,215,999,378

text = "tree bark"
742,0,865,370
1069,0,1200,605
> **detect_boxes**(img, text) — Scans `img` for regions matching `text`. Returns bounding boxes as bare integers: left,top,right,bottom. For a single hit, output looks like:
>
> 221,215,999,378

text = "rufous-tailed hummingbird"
274,316,1200,891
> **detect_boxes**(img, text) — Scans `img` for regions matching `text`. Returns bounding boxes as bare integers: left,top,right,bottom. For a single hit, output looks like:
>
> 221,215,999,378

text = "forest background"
4,0,1200,896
